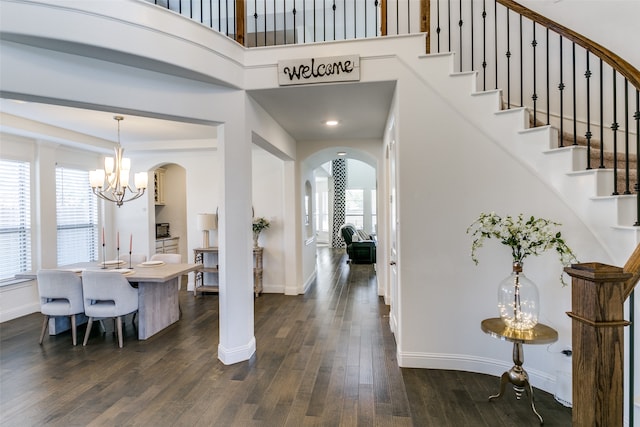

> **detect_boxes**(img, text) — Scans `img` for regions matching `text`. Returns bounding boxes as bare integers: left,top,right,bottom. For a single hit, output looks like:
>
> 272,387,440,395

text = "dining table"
18,261,200,340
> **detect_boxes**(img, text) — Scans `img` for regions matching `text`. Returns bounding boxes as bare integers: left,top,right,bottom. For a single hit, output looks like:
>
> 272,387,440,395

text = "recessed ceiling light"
337,151,347,156
325,120,339,126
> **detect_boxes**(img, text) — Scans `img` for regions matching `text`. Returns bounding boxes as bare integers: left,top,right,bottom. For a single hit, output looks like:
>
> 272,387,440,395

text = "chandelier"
89,116,148,207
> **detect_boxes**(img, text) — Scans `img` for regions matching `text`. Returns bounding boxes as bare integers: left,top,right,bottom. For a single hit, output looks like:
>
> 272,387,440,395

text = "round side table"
481,317,558,425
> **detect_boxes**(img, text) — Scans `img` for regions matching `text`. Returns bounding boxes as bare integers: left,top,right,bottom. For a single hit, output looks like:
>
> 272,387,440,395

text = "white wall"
252,147,286,292
391,53,612,395
519,0,640,70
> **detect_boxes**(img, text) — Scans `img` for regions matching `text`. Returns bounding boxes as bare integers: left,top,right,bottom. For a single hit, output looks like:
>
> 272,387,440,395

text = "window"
0,159,31,282
345,188,364,229
56,166,98,265
315,176,329,233
371,189,377,233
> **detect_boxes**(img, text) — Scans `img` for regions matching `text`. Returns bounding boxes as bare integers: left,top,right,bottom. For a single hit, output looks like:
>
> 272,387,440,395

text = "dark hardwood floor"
0,248,571,426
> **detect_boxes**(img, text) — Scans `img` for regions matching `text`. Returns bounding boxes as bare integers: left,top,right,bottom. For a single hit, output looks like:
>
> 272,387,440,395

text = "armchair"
339,224,376,264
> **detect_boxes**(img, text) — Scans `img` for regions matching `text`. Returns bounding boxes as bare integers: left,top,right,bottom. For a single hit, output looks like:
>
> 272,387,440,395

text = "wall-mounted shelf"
154,168,165,205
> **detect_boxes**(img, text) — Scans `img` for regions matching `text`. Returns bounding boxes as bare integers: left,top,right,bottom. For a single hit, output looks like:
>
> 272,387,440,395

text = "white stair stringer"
512,130,637,266
415,52,637,265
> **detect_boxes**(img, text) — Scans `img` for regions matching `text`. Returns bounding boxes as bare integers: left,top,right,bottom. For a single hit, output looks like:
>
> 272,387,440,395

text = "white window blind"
56,166,98,265
0,159,31,282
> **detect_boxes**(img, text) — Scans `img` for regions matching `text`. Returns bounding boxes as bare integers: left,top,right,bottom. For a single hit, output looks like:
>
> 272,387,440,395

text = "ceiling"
0,80,395,150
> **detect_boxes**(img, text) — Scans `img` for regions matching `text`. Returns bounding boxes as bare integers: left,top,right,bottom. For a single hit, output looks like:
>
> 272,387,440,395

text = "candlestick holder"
116,247,120,268
128,250,132,269
102,243,107,269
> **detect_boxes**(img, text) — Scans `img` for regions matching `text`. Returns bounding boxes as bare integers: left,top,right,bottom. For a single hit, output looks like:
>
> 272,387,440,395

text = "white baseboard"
398,351,557,395
0,302,40,323
218,336,256,365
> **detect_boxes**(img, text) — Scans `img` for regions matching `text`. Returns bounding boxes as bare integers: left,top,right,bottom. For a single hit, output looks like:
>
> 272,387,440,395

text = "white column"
283,160,299,295
217,103,256,365
35,141,58,268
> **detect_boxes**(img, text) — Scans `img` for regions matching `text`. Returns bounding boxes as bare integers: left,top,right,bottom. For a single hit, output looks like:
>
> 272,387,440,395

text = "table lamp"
197,213,217,248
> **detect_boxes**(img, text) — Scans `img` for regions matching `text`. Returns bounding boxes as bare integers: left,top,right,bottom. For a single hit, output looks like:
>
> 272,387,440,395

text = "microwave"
156,223,170,238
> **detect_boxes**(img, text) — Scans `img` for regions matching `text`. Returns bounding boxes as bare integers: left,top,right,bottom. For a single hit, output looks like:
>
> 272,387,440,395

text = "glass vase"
497,262,539,330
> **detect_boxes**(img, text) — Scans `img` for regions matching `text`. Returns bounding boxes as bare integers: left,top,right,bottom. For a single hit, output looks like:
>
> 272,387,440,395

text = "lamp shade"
197,213,217,231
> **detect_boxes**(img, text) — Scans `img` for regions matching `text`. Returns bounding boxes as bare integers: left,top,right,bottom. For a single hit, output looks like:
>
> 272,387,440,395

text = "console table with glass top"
481,317,558,425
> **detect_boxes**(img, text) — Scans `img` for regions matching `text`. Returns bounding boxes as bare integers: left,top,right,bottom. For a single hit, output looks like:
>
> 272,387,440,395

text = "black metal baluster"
284,0,287,44
599,59,605,168
624,79,630,194
612,70,619,195
506,8,511,109
519,14,522,107
546,28,550,125
293,1,297,44
313,0,317,42
585,52,592,169
254,0,258,47
494,0,498,90
572,42,577,145
458,0,463,71
447,0,451,51
303,0,306,43
558,36,564,146
323,0,326,41
364,0,367,37
352,0,356,39
374,0,378,37
344,0,347,39
482,0,486,90
635,89,640,225
273,0,276,45
189,0,193,18
532,22,537,127
470,0,474,72
436,0,441,52
332,0,336,40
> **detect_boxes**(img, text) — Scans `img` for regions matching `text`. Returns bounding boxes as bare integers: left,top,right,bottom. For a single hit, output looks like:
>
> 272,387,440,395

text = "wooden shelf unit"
193,247,263,297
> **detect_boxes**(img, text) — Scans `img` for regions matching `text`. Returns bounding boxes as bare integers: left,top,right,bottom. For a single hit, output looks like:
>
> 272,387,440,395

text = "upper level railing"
147,0,639,224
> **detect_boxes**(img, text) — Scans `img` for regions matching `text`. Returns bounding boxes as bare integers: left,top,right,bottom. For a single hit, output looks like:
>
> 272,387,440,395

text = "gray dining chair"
37,269,85,346
81,270,139,348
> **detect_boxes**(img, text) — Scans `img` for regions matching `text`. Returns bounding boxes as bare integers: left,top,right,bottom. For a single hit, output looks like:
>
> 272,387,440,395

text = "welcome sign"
278,55,360,86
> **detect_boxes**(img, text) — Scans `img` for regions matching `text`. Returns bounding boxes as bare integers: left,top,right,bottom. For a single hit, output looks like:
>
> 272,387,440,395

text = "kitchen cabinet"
155,236,179,254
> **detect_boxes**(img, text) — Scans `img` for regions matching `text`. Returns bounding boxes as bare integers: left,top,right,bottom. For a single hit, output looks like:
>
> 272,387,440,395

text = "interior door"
388,138,399,338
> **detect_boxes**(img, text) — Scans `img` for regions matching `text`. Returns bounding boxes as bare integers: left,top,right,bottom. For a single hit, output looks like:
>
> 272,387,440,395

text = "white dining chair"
81,270,139,348
37,269,85,346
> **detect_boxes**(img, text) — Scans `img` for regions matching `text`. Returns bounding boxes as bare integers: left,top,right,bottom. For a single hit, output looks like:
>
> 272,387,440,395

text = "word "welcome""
278,55,360,86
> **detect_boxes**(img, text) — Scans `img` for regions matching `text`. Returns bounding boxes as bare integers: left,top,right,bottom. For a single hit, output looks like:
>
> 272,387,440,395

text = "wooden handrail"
624,243,640,299
497,0,640,91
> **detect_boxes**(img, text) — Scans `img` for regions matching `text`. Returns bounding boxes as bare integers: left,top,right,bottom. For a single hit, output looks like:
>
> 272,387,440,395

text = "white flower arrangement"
466,212,578,285
252,217,270,234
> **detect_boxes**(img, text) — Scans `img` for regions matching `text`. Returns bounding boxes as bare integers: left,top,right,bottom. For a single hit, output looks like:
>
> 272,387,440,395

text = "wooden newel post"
564,262,632,427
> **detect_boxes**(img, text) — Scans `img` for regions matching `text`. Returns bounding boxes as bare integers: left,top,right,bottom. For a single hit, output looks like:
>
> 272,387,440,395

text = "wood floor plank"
0,248,571,426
